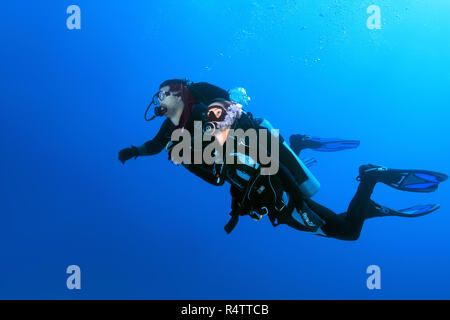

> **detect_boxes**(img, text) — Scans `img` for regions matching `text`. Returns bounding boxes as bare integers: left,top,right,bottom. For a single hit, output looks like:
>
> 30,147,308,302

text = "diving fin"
368,201,441,219
358,164,448,193
289,134,360,155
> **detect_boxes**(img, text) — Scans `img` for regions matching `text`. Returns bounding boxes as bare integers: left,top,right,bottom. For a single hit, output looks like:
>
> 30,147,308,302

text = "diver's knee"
345,229,361,241
324,226,361,241
347,234,360,241
325,232,360,241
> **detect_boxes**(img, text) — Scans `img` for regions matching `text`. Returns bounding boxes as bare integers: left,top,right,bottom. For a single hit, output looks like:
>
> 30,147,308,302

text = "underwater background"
1,0,449,299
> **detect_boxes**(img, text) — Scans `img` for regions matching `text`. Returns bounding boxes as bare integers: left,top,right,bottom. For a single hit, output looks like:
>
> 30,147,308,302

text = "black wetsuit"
290,146,378,241
301,183,376,241
138,118,174,156
137,105,375,241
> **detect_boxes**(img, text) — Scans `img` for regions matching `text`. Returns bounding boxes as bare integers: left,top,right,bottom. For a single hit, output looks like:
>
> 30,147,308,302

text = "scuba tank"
257,118,320,198
227,89,320,198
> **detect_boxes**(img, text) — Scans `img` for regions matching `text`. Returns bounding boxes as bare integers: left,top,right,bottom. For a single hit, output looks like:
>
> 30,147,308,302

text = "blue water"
1,1,450,299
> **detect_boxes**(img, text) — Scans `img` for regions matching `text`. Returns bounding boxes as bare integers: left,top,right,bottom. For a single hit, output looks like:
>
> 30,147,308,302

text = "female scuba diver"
118,79,448,241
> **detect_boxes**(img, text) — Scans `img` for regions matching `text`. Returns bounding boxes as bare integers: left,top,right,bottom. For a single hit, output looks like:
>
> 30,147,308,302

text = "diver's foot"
357,164,390,185
357,164,448,193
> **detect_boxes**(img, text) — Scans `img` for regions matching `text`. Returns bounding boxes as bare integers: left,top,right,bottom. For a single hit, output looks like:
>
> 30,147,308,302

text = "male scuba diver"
118,79,448,241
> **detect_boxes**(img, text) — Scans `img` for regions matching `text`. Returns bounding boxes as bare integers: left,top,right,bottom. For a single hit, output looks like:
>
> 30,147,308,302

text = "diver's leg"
305,179,377,241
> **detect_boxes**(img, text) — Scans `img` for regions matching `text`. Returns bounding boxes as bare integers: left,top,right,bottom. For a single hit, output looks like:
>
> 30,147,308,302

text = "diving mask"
145,88,182,121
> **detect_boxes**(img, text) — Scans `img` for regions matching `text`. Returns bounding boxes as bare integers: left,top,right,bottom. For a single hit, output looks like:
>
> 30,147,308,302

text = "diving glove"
118,146,139,164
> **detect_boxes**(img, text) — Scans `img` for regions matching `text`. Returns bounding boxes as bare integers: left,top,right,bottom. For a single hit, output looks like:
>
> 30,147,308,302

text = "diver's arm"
138,118,174,156
118,118,174,164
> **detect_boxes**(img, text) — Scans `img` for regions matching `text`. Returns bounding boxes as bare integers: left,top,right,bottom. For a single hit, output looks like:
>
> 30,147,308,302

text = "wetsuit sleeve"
138,118,174,156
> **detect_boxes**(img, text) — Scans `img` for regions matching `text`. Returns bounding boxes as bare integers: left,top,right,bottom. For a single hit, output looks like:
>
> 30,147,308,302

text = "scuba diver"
118,79,448,241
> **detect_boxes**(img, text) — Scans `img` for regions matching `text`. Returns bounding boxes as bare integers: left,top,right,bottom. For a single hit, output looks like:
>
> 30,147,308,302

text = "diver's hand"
118,146,139,164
